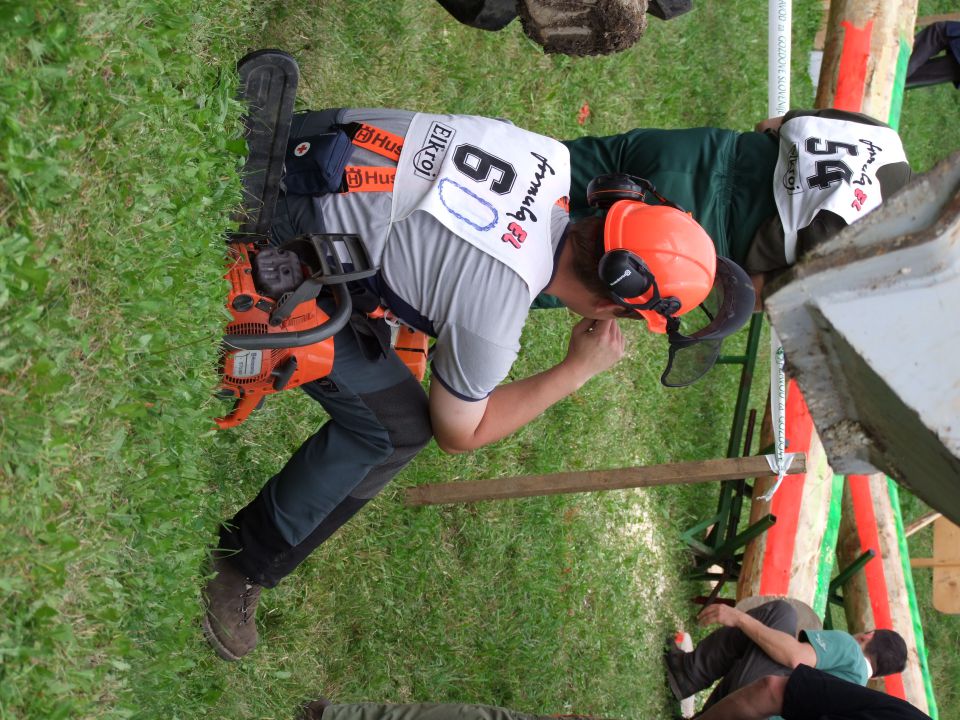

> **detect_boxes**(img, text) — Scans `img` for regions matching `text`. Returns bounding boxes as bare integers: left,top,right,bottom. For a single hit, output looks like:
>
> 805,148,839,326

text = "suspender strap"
337,121,402,194
343,166,396,192
340,122,404,162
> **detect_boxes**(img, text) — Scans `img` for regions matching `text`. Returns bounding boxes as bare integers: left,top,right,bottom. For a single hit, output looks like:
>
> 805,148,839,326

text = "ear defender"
598,249,653,298
586,173,649,209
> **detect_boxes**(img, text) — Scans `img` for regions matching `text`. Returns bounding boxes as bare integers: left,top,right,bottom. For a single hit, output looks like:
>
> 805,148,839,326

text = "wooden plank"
404,454,806,507
910,558,960,569
932,517,960,614
916,12,960,26
813,0,833,51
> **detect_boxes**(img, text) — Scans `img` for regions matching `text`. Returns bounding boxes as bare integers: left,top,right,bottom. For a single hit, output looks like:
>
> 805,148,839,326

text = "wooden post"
814,0,918,121
910,517,960,614
404,454,805,507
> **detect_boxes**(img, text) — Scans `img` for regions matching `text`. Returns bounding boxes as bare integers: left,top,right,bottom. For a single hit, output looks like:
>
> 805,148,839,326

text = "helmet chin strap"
608,283,682,319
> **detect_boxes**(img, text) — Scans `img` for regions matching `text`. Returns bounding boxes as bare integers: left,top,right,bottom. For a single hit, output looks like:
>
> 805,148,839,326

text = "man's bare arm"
430,318,625,453
698,604,818,669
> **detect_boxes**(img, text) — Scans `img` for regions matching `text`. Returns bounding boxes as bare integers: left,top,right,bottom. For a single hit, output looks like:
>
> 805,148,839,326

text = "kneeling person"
665,600,907,711
203,107,755,660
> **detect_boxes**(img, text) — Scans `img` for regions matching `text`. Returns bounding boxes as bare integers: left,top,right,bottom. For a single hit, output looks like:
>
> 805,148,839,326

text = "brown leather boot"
298,698,331,720
201,554,262,661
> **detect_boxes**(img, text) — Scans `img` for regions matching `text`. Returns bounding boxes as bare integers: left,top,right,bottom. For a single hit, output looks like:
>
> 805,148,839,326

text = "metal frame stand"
682,313,778,599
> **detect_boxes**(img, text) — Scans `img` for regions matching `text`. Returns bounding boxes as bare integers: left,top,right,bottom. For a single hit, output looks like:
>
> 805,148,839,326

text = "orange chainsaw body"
215,242,335,429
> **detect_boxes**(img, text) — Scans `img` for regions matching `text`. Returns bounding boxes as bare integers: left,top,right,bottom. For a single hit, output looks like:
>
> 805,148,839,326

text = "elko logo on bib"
413,121,456,180
781,143,801,195
293,141,311,157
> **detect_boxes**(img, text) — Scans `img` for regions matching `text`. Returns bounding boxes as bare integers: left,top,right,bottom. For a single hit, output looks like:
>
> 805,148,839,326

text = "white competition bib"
392,113,570,300
773,115,907,263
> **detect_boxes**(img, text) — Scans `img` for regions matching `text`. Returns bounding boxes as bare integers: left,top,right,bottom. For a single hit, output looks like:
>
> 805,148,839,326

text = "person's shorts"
783,665,930,720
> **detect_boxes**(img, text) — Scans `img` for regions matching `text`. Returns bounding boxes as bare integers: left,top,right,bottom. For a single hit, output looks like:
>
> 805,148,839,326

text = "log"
814,0,918,122
836,474,930,714
736,380,841,615
404,454,805,507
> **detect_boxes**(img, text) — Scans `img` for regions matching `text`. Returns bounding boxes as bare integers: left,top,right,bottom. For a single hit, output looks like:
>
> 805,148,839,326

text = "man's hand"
697,602,819,670
698,603,746,629
430,317,627,454
561,318,626,383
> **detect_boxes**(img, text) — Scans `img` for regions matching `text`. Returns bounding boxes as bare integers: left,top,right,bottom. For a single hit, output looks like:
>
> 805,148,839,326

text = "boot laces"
237,581,261,625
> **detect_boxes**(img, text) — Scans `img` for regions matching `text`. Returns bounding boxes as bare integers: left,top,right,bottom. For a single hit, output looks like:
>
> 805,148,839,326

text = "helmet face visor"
660,257,756,387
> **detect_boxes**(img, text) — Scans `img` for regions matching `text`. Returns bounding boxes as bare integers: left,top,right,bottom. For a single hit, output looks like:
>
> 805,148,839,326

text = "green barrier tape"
888,37,911,130
813,474,845,618
887,478,938,719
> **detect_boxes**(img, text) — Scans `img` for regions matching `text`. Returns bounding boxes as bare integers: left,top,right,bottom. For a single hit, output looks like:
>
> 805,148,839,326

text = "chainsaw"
214,50,428,429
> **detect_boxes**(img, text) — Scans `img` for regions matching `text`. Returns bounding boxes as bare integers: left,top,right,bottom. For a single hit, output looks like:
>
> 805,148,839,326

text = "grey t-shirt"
281,108,569,401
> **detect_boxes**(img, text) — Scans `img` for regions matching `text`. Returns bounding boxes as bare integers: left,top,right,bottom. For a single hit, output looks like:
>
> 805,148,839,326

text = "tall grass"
1,1,958,718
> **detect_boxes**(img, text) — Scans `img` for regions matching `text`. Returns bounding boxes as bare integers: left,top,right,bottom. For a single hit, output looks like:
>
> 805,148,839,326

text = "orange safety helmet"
601,200,716,333
588,173,756,386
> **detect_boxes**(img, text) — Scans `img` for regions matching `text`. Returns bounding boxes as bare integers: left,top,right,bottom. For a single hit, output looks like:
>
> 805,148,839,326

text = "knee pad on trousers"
350,376,432,500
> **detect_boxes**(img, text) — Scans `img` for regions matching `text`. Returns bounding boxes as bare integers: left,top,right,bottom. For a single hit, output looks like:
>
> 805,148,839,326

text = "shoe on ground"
299,697,332,720
664,639,697,702
201,554,262,661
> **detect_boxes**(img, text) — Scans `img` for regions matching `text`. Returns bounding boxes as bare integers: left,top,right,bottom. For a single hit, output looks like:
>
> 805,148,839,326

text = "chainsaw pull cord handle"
223,281,352,350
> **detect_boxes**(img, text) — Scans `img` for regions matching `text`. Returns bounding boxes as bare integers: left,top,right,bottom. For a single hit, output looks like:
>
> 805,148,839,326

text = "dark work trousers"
906,22,960,89
218,115,433,587
682,600,799,710
218,311,433,588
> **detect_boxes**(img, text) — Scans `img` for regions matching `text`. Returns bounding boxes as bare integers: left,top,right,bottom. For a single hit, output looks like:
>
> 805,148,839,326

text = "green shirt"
801,628,871,685
563,127,779,265
769,630,870,720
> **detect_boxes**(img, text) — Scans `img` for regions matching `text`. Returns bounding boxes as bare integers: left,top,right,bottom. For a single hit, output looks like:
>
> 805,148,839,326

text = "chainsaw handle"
223,282,352,350
215,390,265,430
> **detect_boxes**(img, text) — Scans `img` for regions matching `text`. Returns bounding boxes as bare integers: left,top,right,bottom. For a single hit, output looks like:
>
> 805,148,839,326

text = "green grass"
1,1,958,718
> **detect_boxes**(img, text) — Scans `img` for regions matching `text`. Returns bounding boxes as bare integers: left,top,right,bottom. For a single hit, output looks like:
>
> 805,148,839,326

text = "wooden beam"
404,454,806,507
932,518,960,614
910,558,960,569
916,13,960,27
904,511,941,537
814,0,832,51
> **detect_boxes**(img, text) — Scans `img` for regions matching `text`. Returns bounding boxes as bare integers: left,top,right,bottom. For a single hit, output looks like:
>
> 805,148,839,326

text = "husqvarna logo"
413,121,456,180
610,268,632,286
781,143,801,194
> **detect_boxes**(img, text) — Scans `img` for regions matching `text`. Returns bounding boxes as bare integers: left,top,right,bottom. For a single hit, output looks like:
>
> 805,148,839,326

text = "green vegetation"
1,1,957,718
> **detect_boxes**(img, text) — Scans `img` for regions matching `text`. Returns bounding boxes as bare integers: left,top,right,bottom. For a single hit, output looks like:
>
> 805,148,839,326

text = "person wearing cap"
202,107,756,661
695,664,931,720
664,600,908,714
532,108,912,311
